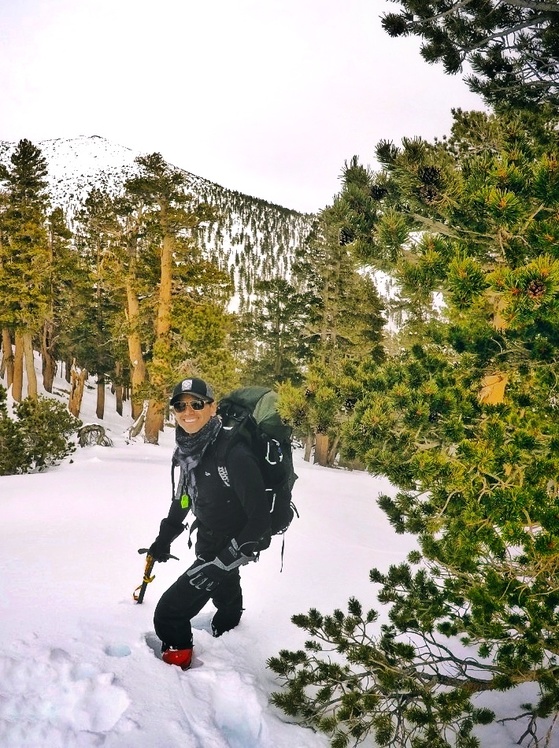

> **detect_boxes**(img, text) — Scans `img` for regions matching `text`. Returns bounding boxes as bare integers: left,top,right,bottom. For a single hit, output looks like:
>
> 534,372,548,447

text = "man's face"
173,395,217,435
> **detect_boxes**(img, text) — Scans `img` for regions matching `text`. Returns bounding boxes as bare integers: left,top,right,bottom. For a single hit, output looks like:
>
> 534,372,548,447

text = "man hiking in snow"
146,377,272,670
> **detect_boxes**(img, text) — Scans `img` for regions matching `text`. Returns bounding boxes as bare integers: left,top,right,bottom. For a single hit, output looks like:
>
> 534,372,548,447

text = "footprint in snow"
143,631,204,668
0,645,131,747
104,643,132,657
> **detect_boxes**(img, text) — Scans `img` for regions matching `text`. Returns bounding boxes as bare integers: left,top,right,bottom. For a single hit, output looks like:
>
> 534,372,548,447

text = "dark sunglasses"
173,400,206,412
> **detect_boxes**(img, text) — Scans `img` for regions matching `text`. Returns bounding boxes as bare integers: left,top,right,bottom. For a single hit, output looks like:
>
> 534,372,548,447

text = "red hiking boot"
161,647,193,670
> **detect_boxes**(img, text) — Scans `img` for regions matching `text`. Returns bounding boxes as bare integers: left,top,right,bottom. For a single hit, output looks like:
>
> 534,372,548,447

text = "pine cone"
527,279,546,299
370,185,388,201
418,165,442,186
419,184,439,203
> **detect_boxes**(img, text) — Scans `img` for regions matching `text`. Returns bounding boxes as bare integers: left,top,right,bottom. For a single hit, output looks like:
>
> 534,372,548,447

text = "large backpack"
216,386,298,537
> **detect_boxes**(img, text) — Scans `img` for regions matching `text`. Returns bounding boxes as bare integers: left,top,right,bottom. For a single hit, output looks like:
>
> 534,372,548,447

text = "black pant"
153,528,244,649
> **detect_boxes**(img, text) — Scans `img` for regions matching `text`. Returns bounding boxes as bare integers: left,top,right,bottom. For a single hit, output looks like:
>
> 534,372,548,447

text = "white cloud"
0,0,484,212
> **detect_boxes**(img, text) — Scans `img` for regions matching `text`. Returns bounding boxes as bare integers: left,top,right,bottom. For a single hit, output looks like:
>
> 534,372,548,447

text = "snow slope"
0,370,548,747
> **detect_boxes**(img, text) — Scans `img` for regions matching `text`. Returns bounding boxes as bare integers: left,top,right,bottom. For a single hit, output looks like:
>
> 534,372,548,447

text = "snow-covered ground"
0,369,548,747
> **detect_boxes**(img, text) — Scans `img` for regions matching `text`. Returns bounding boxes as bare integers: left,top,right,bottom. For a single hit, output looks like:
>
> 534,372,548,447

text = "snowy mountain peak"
35,134,142,175
0,135,315,300
0,134,219,212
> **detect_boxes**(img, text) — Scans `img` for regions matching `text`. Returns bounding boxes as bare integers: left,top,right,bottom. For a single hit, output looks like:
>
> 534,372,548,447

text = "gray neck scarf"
173,416,221,504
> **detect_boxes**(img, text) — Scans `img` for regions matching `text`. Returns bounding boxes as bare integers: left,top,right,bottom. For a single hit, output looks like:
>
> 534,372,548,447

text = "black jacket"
165,429,271,556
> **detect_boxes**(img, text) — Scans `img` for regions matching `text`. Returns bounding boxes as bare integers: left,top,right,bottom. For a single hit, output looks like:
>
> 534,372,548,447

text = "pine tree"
0,139,50,400
123,153,218,443
73,189,126,419
169,271,238,398
41,207,79,393
381,1,559,112
73,168,237,429
0,188,13,387
270,108,559,746
279,205,385,465
233,276,310,387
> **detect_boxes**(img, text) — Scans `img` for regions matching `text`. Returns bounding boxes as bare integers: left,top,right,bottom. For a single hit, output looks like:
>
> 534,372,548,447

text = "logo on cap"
181,379,194,392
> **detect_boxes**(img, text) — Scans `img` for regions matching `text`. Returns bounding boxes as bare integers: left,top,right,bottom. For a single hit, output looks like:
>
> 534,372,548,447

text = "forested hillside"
0,135,313,306
0,136,385,454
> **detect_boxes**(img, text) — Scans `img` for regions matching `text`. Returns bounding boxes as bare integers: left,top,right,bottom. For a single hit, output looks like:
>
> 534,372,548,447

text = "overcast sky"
1,0,483,213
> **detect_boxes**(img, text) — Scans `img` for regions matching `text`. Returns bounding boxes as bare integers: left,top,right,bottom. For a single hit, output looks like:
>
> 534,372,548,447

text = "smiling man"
146,378,272,670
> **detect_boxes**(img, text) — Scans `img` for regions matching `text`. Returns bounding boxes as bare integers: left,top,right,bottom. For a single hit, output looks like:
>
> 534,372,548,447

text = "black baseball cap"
170,378,215,406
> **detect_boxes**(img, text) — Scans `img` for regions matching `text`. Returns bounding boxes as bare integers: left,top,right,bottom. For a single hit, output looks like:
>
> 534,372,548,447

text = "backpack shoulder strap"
214,426,241,488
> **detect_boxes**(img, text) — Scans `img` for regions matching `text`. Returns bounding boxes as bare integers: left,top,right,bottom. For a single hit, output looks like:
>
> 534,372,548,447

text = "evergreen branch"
408,211,494,242
394,1,559,43
506,0,559,12
462,15,555,56
395,0,481,29
519,52,559,86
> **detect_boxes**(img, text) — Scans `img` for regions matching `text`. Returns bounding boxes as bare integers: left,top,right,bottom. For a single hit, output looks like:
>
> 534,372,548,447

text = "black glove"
147,518,185,562
186,538,254,592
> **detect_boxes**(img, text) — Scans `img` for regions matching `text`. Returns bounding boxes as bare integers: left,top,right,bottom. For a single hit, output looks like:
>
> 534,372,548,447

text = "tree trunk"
144,231,174,444
115,386,123,416
155,233,173,339
126,278,146,420
69,362,87,418
41,319,57,393
327,435,340,466
314,433,330,466
128,401,147,439
114,361,123,416
304,433,314,462
1,328,14,387
144,397,165,444
12,332,24,402
23,331,38,400
96,374,105,419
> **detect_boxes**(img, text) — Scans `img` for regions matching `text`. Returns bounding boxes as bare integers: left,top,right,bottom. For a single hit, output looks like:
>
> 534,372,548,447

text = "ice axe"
133,548,178,604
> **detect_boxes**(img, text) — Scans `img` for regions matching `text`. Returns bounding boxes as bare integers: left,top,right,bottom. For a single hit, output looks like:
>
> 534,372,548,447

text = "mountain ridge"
0,135,316,304
0,134,310,215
